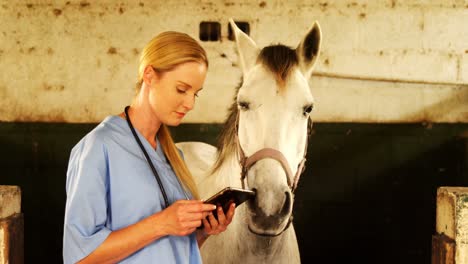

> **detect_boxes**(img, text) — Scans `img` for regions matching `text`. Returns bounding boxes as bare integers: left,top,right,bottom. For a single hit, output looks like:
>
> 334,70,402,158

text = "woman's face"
148,61,207,126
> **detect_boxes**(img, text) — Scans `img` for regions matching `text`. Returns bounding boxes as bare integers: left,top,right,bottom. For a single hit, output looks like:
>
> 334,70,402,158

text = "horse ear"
229,18,259,76
296,21,322,78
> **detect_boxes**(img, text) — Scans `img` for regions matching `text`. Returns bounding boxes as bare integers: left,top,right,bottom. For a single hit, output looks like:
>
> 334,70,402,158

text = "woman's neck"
120,90,161,149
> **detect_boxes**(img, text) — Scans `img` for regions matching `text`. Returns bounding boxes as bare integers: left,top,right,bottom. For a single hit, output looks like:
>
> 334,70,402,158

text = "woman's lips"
175,112,185,117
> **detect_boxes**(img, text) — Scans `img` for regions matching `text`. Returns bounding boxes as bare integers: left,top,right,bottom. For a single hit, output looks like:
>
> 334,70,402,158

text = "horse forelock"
257,45,299,88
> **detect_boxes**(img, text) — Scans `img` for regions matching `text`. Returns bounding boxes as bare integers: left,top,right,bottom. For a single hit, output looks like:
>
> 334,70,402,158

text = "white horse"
176,19,322,263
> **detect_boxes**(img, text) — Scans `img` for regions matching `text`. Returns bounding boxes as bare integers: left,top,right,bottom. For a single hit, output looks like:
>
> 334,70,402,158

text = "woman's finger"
184,227,197,236
202,217,211,232
185,219,202,229
208,211,219,230
225,203,236,223
185,202,217,213
216,205,226,225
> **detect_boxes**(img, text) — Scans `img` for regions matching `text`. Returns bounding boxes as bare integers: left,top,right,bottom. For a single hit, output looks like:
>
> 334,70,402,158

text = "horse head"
229,18,322,236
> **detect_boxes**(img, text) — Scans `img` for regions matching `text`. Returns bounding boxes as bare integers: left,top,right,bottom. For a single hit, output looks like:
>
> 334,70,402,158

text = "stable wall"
0,0,467,123
1,1,468,263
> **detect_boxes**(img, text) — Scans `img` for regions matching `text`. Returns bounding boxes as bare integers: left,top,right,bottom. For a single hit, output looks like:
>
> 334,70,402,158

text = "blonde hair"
137,31,208,200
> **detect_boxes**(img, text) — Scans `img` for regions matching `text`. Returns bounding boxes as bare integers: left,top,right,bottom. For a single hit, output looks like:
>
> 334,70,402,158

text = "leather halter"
235,112,310,193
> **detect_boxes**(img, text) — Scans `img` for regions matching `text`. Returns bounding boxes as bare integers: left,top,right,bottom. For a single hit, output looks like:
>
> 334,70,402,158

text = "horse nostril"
249,188,258,206
284,192,291,207
280,191,292,215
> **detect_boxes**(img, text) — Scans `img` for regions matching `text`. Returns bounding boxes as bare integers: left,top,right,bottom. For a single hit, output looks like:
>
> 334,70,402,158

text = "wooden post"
0,185,24,264
433,187,468,264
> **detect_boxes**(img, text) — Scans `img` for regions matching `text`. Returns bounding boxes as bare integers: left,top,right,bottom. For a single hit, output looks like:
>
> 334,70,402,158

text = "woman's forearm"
78,212,167,264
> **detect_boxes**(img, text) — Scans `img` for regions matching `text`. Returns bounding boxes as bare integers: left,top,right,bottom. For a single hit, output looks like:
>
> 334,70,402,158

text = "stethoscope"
124,106,189,209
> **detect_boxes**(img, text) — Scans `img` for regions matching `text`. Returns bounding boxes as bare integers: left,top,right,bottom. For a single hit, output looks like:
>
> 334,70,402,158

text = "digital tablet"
201,187,256,224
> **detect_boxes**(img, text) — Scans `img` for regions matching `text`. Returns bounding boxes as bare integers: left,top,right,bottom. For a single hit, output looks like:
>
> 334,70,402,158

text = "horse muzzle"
245,185,293,236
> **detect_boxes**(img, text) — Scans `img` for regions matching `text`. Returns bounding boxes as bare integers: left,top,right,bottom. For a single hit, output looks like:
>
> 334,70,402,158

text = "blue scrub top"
63,116,202,264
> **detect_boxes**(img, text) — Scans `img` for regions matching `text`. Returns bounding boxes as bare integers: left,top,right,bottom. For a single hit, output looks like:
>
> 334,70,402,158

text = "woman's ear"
142,65,157,85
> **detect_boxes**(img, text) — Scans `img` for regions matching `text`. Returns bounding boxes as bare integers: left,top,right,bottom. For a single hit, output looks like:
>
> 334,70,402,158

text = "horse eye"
238,101,250,110
303,104,313,116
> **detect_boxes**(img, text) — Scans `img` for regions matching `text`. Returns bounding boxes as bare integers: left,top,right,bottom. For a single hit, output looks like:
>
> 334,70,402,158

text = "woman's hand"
202,202,236,235
159,200,216,236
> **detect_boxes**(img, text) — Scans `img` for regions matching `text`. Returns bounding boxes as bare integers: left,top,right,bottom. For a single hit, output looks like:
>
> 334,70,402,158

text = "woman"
63,31,235,263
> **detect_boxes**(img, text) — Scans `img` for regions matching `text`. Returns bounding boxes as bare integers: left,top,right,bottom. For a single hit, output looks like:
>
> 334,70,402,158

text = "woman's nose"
183,94,195,111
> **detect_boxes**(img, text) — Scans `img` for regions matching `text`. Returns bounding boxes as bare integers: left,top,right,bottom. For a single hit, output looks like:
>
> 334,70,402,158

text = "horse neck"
210,152,243,188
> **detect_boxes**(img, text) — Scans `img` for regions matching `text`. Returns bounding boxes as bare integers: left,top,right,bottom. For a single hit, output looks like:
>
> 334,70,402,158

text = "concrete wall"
0,0,467,123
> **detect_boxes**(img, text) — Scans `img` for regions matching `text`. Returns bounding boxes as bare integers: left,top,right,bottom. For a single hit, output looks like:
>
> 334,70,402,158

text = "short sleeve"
63,134,112,264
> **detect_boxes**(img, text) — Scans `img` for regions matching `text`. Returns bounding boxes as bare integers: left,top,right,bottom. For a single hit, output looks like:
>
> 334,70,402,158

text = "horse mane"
210,80,241,174
211,44,299,173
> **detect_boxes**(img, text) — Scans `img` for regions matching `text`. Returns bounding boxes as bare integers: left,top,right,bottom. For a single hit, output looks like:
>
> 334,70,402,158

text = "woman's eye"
176,87,186,94
238,101,250,110
303,104,313,116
